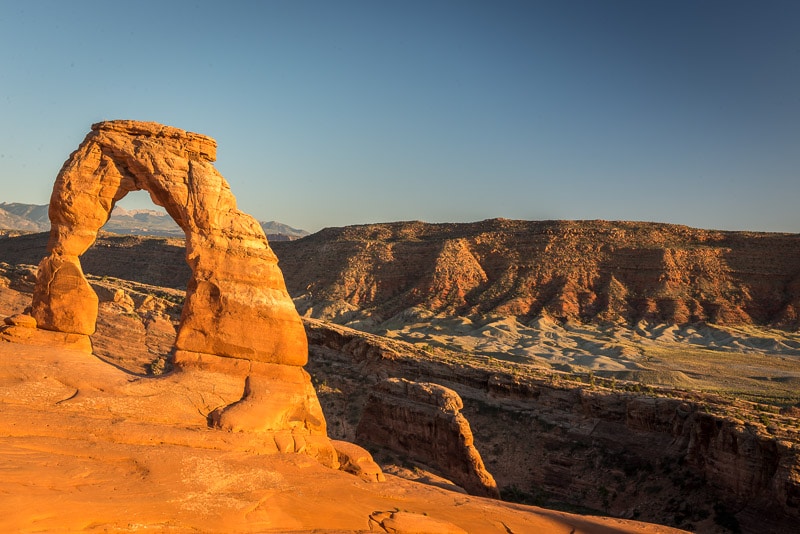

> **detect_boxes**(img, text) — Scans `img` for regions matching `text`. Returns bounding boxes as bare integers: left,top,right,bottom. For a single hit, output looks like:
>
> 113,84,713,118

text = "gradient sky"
1,1,798,233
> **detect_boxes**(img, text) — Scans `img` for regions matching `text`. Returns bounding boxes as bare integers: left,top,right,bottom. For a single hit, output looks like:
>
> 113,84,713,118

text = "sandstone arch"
32,120,307,366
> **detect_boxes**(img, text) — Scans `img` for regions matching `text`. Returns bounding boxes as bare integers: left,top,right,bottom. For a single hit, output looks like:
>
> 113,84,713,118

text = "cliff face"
7,219,799,328
272,219,800,327
356,377,499,498
303,319,800,533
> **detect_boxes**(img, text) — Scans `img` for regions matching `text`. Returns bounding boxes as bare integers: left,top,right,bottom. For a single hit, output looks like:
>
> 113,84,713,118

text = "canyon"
2,217,799,532
2,121,799,532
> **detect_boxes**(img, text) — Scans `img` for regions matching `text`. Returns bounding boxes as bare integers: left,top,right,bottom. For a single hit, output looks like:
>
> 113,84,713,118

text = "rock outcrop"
357,377,500,498
1,320,690,533
27,121,335,462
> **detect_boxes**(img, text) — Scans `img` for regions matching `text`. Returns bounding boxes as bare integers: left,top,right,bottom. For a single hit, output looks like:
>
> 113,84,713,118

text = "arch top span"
31,120,307,367
91,120,217,162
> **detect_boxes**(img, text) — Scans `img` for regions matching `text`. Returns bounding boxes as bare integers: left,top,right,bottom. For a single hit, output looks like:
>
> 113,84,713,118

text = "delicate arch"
32,120,307,366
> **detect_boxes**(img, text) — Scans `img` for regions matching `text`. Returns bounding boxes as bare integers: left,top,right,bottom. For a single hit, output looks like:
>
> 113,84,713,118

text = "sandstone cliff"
357,377,500,498
7,219,800,330
271,219,800,327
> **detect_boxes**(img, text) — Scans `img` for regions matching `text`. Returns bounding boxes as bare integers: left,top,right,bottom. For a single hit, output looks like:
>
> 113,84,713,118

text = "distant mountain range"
0,202,308,241
0,203,50,232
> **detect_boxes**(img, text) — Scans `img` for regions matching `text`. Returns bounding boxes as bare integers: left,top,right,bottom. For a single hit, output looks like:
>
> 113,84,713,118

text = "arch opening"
82,189,188,375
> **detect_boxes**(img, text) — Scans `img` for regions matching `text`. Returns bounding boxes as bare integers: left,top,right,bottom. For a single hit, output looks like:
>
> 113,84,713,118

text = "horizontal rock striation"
356,377,499,498
272,219,800,327
12,219,799,330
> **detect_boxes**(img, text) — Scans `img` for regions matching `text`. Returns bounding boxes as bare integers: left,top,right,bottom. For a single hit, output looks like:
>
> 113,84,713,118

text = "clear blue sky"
1,1,798,233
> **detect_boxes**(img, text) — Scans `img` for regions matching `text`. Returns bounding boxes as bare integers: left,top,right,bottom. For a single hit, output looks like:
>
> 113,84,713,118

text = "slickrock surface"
357,378,500,498
0,338,686,532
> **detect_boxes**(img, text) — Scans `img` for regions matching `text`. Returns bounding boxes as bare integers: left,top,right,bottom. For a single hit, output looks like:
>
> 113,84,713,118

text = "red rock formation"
10,219,798,330
27,120,339,464
33,120,306,365
356,377,500,498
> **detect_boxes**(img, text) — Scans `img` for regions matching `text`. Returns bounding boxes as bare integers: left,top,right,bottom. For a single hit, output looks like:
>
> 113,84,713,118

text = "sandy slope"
0,336,685,533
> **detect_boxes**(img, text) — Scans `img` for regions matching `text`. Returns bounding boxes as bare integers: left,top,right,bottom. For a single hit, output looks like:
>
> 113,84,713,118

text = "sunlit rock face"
30,120,330,451
32,120,307,365
357,377,500,499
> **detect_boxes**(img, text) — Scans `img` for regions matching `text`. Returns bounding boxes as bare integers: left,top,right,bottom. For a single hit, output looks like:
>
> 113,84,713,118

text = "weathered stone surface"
357,377,499,498
3,314,37,328
32,255,98,335
31,120,306,365
0,324,92,353
208,362,326,434
368,510,468,534
332,439,385,482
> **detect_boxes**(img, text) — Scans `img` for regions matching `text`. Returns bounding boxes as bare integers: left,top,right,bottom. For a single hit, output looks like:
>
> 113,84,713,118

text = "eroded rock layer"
357,377,500,498
271,219,800,327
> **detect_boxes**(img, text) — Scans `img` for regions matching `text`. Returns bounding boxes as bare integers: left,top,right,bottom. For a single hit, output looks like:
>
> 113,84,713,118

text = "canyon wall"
272,219,800,327
303,319,800,533
356,377,499,498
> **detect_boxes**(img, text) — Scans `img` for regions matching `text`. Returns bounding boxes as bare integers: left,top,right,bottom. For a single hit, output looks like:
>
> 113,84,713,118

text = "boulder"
332,439,385,482
3,314,37,328
368,511,468,534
